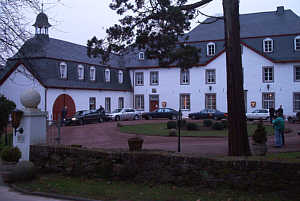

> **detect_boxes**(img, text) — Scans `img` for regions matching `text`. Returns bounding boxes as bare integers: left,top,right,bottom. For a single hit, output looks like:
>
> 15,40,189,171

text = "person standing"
269,107,275,124
277,105,283,117
272,113,284,148
276,105,285,145
61,106,68,126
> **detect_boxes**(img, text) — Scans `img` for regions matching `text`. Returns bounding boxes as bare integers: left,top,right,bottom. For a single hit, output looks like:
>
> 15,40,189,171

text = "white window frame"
135,72,144,86
138,52,144,60
118,70,123,84
180,69,189,85
78,65,84,80
294,66,300,82
150,71,159,85
262,93,275,109
180,94,191,110
105,97,111,113
262,66,274,83
205,93,216,109
295,36,300,51
105,69,110,82
90,66,96,81
135,95,144,110
206,69,216,84
89,97,96,110
263,38,273,53
59,62,67,79
207,42,215,56
293,93,300,112
118,97,124,109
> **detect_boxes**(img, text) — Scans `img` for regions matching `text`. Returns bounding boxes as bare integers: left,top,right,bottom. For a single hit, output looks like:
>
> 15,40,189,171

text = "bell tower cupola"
33,9,51,38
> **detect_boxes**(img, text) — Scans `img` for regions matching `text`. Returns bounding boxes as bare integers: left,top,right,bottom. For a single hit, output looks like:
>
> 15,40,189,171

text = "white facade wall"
46,89,132,119
0,64,46,111
0,64,133,120
130,45,300,117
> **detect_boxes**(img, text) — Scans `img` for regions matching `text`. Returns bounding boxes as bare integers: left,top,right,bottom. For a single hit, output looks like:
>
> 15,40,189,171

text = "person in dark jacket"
61,106,68,126
269,107,275,124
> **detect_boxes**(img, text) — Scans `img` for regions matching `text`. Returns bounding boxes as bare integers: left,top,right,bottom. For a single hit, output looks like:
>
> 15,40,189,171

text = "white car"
107,108,141,121
246,109,269,120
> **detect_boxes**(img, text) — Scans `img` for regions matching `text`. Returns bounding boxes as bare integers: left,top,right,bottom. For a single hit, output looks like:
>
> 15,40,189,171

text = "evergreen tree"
88,0,251,156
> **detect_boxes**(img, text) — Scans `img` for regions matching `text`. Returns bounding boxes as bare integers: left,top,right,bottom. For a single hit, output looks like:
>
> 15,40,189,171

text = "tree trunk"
222,0,251,156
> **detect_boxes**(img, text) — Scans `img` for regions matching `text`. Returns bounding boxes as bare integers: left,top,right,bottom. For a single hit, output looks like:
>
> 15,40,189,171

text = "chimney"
276,6,284,15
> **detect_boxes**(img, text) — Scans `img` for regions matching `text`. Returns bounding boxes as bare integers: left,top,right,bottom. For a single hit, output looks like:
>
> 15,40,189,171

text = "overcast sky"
26,0,300,46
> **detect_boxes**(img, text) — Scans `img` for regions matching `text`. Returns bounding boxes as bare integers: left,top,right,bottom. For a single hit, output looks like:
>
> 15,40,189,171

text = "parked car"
107,108,141,121
246,109,269,121
142,108,178,120
188,109,227,120
287,112,300,123
64,109,107,126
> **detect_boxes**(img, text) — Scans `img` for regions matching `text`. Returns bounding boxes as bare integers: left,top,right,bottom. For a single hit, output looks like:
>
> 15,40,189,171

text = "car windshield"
75,110,88,116
112,109,122,113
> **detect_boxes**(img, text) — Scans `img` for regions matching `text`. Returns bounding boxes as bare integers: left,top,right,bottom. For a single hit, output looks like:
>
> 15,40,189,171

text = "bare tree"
0,0,40,65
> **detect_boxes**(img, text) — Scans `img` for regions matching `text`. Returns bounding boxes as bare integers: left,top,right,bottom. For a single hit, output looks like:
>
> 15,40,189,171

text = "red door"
52,94,76,121
149,95,159,112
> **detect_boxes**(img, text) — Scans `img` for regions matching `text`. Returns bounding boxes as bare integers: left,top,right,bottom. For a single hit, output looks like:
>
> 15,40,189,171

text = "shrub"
1,146,21,162
212,122,225,130
168,128,177,136
252,120,267,144
221,119,228,128
167,121,177,129
203,119,213,127
186,122,198,130
9,161,36,182
177,119,186,128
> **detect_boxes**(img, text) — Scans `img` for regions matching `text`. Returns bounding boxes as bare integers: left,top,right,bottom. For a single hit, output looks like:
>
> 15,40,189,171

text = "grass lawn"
15,174,290,201
119,122,274,137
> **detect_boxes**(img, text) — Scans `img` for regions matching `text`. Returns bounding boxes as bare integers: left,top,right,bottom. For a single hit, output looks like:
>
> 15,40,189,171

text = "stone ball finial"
20,88,41,108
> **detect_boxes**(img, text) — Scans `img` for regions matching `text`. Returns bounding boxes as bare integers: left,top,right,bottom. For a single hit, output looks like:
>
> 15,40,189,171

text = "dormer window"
138,52,144,60
78,65,84,80
105,69,110,82
294,36,300,51
207,42,215,56
59,62,67,79
263,38,273,53
118,70,123,84
90,66,96,81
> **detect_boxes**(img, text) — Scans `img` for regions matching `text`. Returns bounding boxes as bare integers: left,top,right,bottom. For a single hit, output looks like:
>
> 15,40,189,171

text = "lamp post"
177,109,182,152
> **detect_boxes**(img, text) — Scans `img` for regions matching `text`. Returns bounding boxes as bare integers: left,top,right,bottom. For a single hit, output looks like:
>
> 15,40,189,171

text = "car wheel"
134,115,139,120
171,115,177,120
79,119,84,125
147,115,152,120
213,116,218,120
190,115,195,120
98,117,103,123
115,116,120,121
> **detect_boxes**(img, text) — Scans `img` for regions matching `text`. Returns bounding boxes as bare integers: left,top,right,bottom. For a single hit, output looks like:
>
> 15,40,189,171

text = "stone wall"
30,145,300,192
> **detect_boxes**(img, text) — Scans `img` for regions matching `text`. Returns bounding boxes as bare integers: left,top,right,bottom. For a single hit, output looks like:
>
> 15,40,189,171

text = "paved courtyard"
51,119,300,156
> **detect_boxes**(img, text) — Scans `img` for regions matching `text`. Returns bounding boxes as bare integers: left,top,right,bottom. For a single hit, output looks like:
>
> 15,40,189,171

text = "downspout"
132,69,135,109
45,87,48,114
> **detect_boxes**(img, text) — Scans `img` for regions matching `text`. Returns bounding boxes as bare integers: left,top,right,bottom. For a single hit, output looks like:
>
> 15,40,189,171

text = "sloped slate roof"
12,37,124,68
187,9,300,41
126,8,300,69
2,58,132,91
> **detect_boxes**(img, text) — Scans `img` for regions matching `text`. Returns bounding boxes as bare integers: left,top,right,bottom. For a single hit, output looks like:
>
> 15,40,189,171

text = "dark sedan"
64,109,107,126
142,108,178,120
188,109,227,120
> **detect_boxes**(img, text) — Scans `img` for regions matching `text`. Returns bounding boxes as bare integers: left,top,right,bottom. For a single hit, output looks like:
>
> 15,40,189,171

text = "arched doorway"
52,94,76,121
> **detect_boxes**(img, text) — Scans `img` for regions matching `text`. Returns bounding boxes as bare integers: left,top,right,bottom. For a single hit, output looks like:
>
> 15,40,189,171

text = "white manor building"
0,6,300,120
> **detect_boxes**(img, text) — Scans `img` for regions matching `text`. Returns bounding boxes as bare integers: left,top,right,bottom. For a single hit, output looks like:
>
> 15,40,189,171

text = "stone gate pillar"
13,89,47,161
